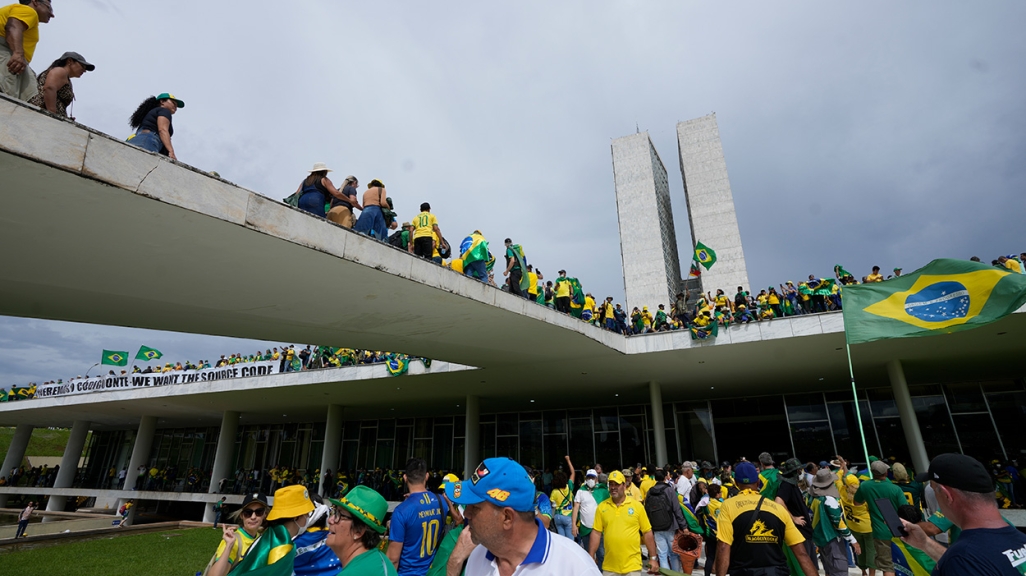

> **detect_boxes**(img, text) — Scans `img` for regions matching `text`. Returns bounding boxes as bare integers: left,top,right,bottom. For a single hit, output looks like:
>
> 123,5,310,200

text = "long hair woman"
127,93,184,160
204,492,268,576
294,163,349,218
26,51,94,120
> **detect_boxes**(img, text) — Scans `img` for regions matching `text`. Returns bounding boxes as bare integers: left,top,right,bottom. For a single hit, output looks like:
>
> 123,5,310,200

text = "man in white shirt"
676,462,697,503
447,457,600,576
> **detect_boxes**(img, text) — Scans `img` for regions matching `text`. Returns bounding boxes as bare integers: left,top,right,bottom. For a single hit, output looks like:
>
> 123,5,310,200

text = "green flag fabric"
387,354,409,376
135,345,163,361
842,258,1026,345
694,242,717,270
229,524,295,576
101,350,129,366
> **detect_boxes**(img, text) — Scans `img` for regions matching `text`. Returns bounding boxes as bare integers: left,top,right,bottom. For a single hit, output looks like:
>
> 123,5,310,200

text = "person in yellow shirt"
409,202,442,261
840,473,875,573
866,266,884,283
591,470,659,575
1000,256,1022,273
638,467,657,501
715,462,817,576
206,492,268,576
0,0,54,101
582,293,596,322
602,297,616,331
430,230,442,264
641,307,654,332
554,270,572,313
526,265,543,301
621,468,643,501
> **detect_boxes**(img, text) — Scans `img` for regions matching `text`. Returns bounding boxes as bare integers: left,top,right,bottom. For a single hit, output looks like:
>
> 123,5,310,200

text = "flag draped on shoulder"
460,232,489,264
890,538,935,575
230,524,296,576
135,346,163,361
842,259,1026,345
695,242,717,270
101,350,129,366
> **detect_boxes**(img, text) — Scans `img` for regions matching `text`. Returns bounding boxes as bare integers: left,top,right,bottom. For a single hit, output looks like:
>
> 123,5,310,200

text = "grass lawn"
0,427,75,463
0,528,223,576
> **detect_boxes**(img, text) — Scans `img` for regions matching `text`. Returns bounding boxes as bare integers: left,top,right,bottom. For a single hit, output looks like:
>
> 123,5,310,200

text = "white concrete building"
677,114,752,295
612,132,683,311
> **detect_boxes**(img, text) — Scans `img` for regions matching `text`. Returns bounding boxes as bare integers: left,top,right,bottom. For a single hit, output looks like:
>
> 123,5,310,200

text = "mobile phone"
875,498,908,537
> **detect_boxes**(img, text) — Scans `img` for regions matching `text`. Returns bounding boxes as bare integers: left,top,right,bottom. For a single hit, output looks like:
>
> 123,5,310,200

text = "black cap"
914,453,995,494
241,492,269,508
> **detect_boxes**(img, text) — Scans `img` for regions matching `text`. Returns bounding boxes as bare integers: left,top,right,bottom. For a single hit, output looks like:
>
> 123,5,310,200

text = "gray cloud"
4,1,1023,383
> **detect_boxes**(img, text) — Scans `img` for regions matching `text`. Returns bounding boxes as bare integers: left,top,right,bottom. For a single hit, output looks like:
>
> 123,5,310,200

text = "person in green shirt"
809,469,860,576
757,452,781,500
327,485,397,576
854,460,907,576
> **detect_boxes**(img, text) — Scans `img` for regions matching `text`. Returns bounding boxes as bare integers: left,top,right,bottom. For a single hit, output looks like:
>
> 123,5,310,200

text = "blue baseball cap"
735,462,760,484
445,458,535,512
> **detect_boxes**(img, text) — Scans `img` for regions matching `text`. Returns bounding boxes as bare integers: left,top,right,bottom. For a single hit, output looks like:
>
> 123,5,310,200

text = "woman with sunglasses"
230,484,314,573
327,485,397,575
206,492,268,576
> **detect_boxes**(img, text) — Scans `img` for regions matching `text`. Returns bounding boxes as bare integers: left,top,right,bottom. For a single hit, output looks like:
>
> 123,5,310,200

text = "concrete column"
464,395,480,477
649,382,668,467
888,360,929,474
0,424,34,508
319,405,344,496
44,420,90,519
122,416,157,492
203,411,240,523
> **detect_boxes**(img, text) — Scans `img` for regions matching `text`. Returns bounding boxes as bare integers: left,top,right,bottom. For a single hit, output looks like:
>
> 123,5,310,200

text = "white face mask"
586,479,596,489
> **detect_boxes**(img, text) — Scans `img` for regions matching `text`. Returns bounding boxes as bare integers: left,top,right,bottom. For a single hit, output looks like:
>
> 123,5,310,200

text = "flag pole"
845,337,872,470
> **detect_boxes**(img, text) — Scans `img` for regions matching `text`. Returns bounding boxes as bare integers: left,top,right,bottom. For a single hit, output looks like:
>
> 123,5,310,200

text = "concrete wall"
612,132,682,311
677,114,751,296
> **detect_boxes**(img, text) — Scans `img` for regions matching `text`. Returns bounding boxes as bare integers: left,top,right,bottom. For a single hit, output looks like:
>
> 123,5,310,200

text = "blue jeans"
354,205,387,241
15,519,29,538
127,131,162,154
580,530,603,568
298,191,326,217
464,260,487,282
553,514,573,539
654,530,682,572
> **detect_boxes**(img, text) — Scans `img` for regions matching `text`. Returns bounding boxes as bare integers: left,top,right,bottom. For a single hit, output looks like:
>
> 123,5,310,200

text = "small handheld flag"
101,350,129,366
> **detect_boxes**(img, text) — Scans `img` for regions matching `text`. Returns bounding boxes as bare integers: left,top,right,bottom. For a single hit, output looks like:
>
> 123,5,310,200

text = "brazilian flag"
890,538,935,575
101,350,129,366
460,233,489,264
230,524,296,576
842,259,1026,345
386,354,409,376
695,242,717,270
135,345,163,361
689,322,718,340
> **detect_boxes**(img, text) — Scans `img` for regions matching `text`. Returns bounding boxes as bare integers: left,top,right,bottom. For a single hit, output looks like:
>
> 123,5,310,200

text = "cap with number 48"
445,457,536,512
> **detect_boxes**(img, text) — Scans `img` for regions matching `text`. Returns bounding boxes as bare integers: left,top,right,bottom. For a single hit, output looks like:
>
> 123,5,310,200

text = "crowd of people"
0,343,429,403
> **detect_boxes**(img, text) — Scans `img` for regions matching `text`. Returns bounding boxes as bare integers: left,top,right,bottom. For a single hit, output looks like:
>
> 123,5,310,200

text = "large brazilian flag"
842,259,1026,345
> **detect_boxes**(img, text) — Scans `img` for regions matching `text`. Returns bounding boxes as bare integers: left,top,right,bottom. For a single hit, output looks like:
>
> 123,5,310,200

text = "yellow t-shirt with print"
714,295,730,309
584,296,595,313
215,527,257,566
594,496,652,574
839,475,872,534
412,211,437,240
0,5,40,62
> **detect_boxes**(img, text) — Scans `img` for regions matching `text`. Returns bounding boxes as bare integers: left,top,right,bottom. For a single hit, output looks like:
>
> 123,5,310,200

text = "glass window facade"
77,379,1025,489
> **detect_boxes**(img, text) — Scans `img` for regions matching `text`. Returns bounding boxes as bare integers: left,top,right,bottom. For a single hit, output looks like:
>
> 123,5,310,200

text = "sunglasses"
241,507,267,519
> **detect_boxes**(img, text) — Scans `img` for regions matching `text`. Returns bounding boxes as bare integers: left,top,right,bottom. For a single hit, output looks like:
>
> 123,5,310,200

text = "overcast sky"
3,1,1024,386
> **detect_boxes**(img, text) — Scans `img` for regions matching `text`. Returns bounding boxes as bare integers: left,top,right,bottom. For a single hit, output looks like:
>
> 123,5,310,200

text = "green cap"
156,93,185,108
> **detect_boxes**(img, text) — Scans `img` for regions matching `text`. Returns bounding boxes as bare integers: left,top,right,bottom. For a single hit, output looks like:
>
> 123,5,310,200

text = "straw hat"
309,162,333,173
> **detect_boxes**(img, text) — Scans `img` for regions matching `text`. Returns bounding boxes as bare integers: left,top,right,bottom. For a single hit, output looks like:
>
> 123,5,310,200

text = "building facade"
677,114,751,295
612,132,683,311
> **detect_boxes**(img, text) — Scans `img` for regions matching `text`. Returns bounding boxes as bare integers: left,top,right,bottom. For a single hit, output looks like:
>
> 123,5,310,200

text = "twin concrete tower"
612,113,751,311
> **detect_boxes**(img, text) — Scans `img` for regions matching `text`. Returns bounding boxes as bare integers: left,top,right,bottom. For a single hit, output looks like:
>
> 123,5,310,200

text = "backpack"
387,230,405,248
645,483,673,531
